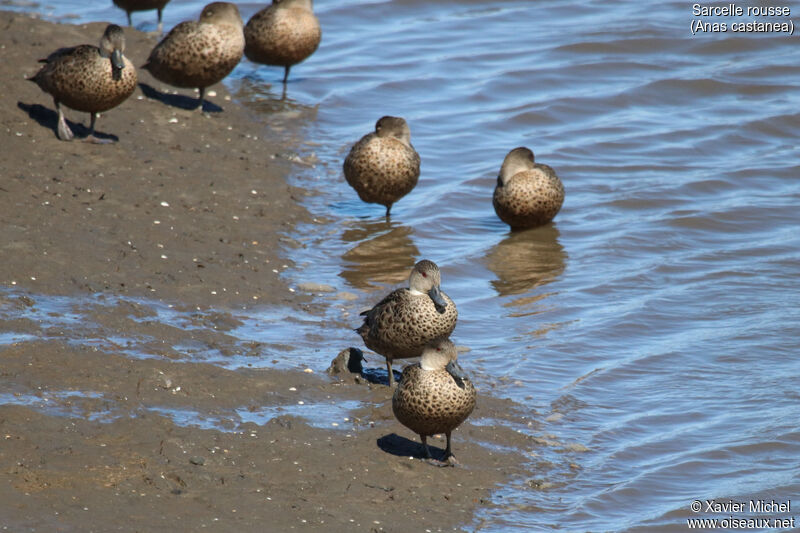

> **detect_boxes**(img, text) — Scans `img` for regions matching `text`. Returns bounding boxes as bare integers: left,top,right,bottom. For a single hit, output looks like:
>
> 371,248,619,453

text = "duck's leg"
156,7,164,33
83,112,113,144
126,11,133,27
422,434,455,467
386,359,395,387
283,65,291,84
54,100,74,141
420,435,433,458
443,431,460,465
385,204,392,218
197,87,206,112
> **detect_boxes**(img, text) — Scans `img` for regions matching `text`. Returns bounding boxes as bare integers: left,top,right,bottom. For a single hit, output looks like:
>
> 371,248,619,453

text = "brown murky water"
4,0,800,530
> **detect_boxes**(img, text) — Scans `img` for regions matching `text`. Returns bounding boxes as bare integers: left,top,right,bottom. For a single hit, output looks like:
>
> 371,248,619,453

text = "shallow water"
5,0,800,530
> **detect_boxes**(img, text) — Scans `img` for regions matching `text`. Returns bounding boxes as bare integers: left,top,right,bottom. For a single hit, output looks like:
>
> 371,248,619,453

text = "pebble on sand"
296,282,335,293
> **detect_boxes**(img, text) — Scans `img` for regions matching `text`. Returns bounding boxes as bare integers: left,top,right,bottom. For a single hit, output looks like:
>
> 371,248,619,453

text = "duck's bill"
111,49,125,71
428,286,447,314
445,360,467,389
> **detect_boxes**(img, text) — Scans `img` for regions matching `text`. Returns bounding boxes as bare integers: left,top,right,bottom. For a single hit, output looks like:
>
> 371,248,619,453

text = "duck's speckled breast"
392,364,476,436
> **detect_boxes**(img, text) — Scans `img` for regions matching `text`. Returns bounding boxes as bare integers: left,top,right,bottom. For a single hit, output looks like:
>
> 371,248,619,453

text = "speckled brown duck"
392,338,476,464
113,0,171,32
356,259,457,386
343,116,420,217
29,24,137,143
142,2,244,111
492,146,565,230
244,0,321,83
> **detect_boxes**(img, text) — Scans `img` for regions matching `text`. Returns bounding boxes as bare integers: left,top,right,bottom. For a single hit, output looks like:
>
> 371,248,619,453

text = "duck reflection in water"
340,218,419,291
485,225,566,298
234,76,309,109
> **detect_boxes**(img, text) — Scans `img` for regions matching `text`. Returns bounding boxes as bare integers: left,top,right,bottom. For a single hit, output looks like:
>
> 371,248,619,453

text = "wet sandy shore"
0,11,546,532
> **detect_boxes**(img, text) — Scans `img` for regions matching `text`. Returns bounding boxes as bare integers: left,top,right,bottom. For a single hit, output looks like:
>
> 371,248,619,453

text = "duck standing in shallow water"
357,260,457,386
392,338,476,465
492,147,565,230
142,2,244,111
113,0,171,32
344,116,420,217
29,24,137,143
244,0,321,83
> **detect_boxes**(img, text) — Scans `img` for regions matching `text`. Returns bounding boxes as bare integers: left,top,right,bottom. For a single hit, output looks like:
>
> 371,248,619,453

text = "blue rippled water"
5,0,800,530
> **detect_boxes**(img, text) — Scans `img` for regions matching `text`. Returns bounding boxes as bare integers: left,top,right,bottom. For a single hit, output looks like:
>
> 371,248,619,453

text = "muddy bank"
0,339,539,532
1,10,306,309
0,11,553,532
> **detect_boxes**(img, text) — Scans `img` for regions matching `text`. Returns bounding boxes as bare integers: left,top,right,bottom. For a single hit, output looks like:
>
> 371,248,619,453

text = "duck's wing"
357,288,406,336
38,44,96,64
359,288,405,318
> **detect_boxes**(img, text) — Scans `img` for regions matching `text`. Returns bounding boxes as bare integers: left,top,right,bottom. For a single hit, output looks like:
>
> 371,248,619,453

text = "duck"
142,2,244,111
113,0,171,32
344,116,420,217
392,338,476,465
492,146,565,230
356,259,457,386
244,0,321,83
28,24,137,143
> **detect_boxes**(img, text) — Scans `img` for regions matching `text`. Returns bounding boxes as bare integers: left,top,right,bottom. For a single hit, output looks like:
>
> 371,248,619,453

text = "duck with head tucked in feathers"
492,146,564,230
244,0,321,83
344,116,420,217
142,2,244,111
356,259,457,386
29,24,137,143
